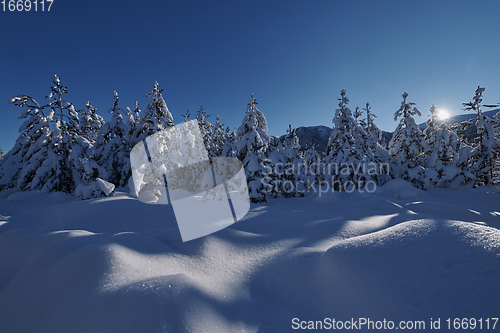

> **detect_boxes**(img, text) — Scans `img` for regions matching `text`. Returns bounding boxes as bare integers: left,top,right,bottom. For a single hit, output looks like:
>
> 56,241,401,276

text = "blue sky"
1,0,499,152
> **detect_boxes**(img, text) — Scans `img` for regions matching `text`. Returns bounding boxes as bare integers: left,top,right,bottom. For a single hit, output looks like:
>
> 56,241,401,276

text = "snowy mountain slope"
1,182,499,332
279,125,332,153
279,125,392,152
418,109,500,130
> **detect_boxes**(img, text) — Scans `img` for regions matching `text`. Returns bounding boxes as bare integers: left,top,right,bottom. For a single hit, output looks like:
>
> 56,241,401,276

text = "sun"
437,109,450,121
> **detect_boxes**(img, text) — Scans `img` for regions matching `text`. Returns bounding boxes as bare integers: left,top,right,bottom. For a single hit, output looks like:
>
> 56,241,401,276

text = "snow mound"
309,189,339,204
75,178,115,200
376,178,423,200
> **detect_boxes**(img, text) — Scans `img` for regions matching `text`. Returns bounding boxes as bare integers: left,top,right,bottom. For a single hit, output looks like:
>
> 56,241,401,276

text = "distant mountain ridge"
278,109,499,154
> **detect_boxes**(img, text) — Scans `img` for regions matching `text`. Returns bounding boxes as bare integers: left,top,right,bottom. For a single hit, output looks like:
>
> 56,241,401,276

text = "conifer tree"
281,125,305,197
388,92,429,170
235,93,270,161
80,101,104,142
95,91,130,187
0,94,51,191
196,106,214,156
211,115,226,157
423,104,439,148
302,142,323,192
325,89,375,190
134,81,174,142
263,136,284,198
458,86,500,186
243,141,268,203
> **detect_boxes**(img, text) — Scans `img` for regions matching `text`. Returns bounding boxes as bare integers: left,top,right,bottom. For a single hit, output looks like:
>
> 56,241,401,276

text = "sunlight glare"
437,109,450,121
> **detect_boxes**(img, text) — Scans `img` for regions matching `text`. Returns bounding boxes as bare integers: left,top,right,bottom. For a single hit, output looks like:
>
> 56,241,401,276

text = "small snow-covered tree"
235,93,270,161
211,115,226,157
95,91,130,187
281,125,306,198
302,142,323,192
459,86,500,186
221,126,237,158
134,82,174,142
389,92,429,172
423,105,439,147
79,101,104,142
243,141,268,203
262,137,284,199
0,147,5,160
363,102,382,151
196,106,214,156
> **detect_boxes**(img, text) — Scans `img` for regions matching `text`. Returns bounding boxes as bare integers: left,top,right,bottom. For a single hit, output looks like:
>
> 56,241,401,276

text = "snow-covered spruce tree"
94,91,131,187
0,95,51,192
243,140,268,203
80,101,104,142
235,94,270,202
325,89,375,191
262,136,284,199
221,126,237,158
134,81,174,142
196,106,214,157
362,102,391,185
235,93,270,161
427,120,475,188
0,147,5,160
124,102,141,146
458,86,500,186
16,75,81,193
388,92,429,186
302,141,323,193
423,105,439,150
211,115,226,157
280,125,306,198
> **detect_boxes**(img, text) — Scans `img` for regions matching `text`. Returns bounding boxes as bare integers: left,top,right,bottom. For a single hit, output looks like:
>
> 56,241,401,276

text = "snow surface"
1,181,500,332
